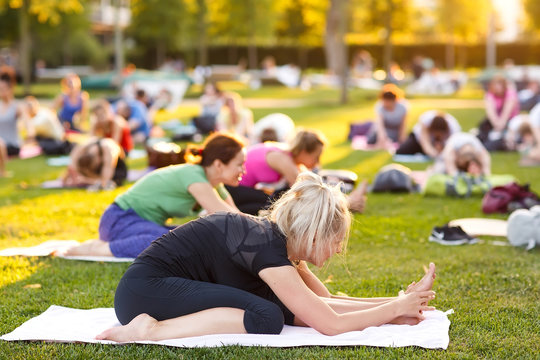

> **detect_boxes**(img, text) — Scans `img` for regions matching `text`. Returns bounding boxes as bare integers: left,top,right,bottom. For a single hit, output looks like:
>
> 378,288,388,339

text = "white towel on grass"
0,305,452,349
0,240,134,262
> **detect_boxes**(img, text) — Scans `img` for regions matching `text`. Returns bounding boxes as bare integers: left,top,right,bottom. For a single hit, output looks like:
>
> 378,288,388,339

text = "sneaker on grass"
429,225,470,245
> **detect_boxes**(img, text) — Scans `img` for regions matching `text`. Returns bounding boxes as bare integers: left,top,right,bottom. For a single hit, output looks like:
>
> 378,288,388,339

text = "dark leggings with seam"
225,185,289,215
396,133,425,155
114,263,292,335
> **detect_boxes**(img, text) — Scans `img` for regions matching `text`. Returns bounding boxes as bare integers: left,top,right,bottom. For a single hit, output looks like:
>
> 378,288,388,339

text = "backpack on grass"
423,173,515,198
482,182,540,214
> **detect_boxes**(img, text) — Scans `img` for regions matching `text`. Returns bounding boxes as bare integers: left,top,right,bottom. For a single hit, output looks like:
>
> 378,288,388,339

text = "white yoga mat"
0,240,134,262
448,218,508,237
0,305,452,349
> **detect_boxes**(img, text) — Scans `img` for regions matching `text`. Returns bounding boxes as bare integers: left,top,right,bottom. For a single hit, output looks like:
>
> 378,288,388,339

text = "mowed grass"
1,85,539,359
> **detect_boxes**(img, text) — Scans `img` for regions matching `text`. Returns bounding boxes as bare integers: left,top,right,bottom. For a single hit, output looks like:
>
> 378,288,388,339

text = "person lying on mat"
62,137,127,191
61,132,246,258
227,129,367,215
396,110,461,158
439,132,491,176
96,172,437,342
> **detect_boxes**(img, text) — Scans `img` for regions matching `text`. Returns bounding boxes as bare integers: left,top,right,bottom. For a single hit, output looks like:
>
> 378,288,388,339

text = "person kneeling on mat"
96,172,437,341
61,132,246,258
227,129,367,215
396,110,461,158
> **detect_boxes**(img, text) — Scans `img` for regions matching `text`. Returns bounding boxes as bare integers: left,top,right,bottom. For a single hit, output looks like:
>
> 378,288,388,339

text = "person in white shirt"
251,113,295,144
396,110,461,158
439,132,491,176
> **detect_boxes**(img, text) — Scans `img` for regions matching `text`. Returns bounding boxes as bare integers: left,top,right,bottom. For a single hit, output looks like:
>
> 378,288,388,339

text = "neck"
203,165,221,187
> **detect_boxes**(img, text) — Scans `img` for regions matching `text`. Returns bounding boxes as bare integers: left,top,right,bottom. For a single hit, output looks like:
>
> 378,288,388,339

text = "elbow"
317,323,343,337
313,315,345,336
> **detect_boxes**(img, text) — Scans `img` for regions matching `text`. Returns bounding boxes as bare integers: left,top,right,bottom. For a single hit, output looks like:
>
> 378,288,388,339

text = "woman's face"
0,80,12,99
295,145,323,169
219,149,246,186
382,98,396,110
306,237,344,268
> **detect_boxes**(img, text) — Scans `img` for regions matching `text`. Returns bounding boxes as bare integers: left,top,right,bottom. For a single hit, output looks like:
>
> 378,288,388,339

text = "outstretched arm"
260,265,434,335
188,182,240,214
266,151,300,186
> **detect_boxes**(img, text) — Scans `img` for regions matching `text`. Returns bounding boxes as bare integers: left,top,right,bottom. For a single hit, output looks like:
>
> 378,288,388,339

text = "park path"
38,96,483,110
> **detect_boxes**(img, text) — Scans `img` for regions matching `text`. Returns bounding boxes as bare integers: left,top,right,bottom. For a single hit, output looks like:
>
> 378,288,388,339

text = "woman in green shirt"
63,133,246,258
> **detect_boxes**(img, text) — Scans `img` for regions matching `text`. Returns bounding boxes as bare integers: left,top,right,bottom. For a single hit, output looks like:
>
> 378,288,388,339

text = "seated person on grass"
437,132,491,176
367,84,408,148
62,137,127,191
61,133,246,258
53,73,89,132
216,92,254,142
227,129,367,215
0,71,35,177
506,105,540,165
96,172,438,342
396,110,461,158
115,99,150,145
91,100,133,156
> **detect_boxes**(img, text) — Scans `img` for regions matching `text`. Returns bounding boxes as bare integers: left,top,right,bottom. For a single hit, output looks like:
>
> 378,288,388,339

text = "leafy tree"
129,0,186,67
0,0,84,93
435,0,490,69
209,0,283,68
523,0,540,32
275,0,327,68
363,0,411,74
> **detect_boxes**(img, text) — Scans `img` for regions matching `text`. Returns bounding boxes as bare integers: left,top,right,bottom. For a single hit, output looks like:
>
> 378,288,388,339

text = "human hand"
348,180,368,213
395,291,436,319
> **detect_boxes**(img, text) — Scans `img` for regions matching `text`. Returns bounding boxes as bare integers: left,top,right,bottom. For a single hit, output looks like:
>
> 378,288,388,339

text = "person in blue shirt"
115,99,150,144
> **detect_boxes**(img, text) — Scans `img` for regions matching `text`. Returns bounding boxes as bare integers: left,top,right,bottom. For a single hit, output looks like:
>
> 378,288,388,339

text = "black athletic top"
133,212,293,293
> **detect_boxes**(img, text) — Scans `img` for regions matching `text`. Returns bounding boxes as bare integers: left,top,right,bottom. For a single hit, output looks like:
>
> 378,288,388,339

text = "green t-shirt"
115,164,230,225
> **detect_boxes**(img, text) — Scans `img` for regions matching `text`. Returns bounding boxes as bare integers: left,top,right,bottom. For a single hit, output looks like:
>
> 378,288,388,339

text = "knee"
243,301,284,335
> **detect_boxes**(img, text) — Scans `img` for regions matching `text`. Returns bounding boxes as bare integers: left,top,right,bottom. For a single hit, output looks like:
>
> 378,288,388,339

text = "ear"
213,158,224,170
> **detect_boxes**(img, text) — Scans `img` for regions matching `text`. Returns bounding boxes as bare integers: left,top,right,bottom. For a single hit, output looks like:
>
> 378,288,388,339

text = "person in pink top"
478,75,519,151
226,129,367,215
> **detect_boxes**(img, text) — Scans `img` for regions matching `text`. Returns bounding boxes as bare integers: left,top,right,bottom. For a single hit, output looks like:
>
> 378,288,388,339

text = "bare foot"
390,316,422,326
348,180,368,213
406,262,436,294
96,313,157,342
62,240,113,257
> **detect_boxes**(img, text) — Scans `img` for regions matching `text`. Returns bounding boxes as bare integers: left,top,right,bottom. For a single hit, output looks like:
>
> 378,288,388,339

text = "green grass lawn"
1,86,539,359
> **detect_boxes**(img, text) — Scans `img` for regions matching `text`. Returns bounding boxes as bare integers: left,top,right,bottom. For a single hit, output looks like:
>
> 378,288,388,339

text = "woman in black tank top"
96,172,438,342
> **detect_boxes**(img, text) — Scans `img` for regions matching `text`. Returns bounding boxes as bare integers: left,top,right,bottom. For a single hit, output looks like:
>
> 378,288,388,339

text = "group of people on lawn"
20,66,540,341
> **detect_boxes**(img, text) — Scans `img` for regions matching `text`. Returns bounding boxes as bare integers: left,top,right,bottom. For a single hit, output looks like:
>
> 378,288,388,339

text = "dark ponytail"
185,132,244,167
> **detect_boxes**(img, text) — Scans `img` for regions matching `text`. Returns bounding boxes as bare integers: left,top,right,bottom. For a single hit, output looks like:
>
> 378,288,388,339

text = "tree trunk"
297,46,308,70
19,0,31,95
445,36,455,70
156,40,166,68
247,0,257,69
324,0,349,104
114,0,124,75
486,10,496,68
382,0,394,77
197,0,208,66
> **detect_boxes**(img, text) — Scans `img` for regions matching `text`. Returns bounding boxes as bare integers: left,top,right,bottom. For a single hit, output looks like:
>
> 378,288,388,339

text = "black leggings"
396,133,425,155
114,263,291,335
226,185,288,215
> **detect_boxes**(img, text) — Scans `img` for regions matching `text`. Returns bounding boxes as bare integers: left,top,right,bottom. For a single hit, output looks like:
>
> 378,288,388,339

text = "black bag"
37,137,74,155
112,157,128,186
372,164,418,193
146,142,186,169
192,115,217,134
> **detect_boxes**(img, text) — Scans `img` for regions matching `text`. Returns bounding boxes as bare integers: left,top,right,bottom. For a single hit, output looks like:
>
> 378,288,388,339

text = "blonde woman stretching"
97,172,437,341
